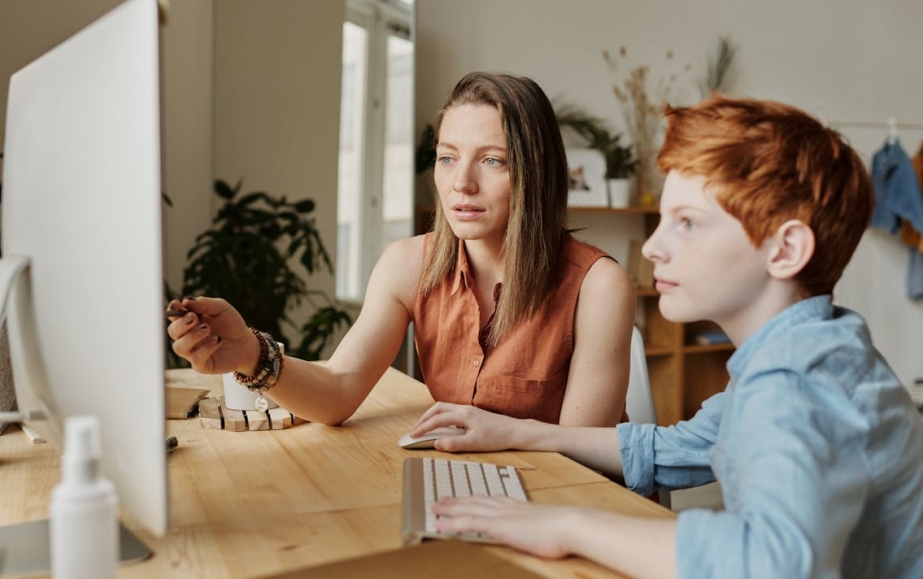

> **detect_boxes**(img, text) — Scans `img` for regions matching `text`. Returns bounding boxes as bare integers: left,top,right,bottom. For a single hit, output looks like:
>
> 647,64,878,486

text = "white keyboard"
401,457,529,545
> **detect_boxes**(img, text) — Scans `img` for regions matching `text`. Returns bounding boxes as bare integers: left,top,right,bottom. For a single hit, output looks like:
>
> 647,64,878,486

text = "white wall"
213,0,347,341
416,0,923,386
1,0,348,356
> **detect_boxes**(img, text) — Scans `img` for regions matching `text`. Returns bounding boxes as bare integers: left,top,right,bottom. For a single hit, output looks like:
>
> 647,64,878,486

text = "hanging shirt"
413,232,616,424
869,139,923,234
869,139,923,299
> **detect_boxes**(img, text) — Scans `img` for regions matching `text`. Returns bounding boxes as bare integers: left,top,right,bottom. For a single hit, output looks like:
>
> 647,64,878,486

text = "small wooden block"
196,396,302,432
247,410,270,431
219,398,248,432
198,397,224,430
267,407,292,430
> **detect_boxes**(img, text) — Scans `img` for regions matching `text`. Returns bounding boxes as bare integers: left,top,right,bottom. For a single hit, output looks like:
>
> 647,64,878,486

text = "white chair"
624,325,672,509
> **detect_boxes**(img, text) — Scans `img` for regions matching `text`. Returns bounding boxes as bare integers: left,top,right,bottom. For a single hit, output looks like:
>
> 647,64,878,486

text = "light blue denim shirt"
618,296,923,579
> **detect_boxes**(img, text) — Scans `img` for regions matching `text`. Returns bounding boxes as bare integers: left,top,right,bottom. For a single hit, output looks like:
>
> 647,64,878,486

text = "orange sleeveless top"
412,233,613,424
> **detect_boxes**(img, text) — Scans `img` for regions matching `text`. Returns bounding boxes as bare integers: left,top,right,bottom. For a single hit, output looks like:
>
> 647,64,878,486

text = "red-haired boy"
413,96,923,579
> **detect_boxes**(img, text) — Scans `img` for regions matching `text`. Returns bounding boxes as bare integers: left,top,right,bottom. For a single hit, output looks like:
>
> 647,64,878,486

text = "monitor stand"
0,518,152,575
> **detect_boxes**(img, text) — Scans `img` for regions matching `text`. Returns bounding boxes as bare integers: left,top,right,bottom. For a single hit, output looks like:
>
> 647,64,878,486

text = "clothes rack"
827,119,923,144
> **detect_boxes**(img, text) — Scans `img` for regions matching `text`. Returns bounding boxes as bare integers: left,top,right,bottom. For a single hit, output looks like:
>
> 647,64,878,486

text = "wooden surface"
0,367,673,579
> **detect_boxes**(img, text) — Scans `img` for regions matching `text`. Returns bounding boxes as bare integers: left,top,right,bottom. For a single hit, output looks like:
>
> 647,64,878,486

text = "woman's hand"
165,297,256,375
433,496,578,559
410,402,525,452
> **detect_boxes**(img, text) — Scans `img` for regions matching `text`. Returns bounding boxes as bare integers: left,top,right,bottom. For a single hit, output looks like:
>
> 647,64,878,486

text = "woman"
167,71,635,427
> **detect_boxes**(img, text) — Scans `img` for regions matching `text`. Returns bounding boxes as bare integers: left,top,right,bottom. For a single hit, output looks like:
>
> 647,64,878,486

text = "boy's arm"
619,391,725,495
434,498,679,579
414,402,628,477
414,392,725,485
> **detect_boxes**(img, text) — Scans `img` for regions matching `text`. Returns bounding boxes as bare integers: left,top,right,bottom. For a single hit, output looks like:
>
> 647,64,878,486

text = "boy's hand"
410,402,521,452
433,496,575,559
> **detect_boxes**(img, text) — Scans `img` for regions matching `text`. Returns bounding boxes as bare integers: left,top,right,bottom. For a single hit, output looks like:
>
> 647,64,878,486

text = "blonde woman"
167,72,635,428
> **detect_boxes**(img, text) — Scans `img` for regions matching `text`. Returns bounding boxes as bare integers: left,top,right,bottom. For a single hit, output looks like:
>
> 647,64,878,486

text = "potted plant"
167,178,352,365
555,104,637,207
602,133,637,207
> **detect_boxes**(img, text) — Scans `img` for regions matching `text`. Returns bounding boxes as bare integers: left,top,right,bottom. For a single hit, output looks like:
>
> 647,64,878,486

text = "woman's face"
433,104,512,249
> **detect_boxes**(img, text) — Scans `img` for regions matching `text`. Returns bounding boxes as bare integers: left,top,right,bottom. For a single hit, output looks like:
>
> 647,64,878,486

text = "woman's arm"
168,236,424,425
559,257,636,426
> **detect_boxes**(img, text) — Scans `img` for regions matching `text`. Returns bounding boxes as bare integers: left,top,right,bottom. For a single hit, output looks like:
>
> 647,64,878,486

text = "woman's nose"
453,162,478,194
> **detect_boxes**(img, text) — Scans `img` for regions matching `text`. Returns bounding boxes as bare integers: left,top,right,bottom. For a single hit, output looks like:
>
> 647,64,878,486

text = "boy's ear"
766,219,815,280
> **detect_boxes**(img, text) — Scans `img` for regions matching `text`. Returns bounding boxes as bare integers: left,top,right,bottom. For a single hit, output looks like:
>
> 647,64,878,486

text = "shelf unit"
413,203,733,426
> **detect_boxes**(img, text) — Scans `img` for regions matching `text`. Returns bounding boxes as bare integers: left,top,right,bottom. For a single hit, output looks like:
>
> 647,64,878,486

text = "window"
336,0,414,302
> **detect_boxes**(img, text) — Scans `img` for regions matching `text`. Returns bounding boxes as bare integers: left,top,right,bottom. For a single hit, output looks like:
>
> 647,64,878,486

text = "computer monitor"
0,0,167,570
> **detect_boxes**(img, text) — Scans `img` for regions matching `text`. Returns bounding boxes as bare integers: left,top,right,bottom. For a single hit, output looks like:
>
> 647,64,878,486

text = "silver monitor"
0,0,168,571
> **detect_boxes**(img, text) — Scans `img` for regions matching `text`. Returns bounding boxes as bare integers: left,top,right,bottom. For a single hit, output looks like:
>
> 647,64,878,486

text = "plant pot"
608,178,632,208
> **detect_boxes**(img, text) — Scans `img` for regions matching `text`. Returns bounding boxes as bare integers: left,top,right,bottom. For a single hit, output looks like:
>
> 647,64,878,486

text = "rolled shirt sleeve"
618,391,726,496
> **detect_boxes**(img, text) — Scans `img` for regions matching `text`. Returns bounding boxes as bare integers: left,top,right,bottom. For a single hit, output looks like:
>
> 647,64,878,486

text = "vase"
607,178,632,208
636,155,664,208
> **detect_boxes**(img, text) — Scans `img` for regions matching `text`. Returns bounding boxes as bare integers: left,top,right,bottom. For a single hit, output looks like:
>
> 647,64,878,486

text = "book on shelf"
627,239,654,289
693,329,731,345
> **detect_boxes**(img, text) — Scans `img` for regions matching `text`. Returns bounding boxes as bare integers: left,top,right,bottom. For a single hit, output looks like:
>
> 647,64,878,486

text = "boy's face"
642,170,776,343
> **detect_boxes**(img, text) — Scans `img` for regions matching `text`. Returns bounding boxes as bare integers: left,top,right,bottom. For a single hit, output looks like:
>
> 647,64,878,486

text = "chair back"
623,325,672,508
625,326,656,425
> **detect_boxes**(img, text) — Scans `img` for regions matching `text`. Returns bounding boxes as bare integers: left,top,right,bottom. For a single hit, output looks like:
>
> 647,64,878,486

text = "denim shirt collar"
727,295,833,379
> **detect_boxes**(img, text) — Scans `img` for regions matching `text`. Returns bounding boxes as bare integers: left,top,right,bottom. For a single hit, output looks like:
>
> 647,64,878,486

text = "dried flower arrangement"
603,46,691,206
699,35,739,98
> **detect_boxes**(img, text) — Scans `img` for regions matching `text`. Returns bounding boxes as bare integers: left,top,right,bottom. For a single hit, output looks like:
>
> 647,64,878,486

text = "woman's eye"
437,156,453,165
484,157,503,167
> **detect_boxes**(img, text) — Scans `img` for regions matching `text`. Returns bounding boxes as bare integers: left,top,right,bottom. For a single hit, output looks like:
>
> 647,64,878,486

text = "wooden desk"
0,368,673,578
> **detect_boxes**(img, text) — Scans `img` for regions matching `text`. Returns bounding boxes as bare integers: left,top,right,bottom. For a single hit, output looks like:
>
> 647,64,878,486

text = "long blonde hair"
420,72,569,347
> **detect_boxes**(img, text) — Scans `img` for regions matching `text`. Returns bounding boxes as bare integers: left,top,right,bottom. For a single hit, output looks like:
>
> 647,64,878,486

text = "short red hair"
658,95,873,297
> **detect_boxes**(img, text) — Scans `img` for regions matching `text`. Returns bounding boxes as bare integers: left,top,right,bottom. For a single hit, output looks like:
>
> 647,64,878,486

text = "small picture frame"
565,148,608,207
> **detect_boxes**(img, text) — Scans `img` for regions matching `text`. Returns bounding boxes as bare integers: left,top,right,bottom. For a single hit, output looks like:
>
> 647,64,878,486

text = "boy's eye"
680,218,697,231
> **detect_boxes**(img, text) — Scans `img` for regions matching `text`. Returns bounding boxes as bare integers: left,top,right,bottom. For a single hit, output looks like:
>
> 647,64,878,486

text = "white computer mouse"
398,426,466,449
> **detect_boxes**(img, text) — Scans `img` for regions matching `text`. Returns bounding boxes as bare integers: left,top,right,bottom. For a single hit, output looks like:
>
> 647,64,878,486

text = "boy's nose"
641,228,664,262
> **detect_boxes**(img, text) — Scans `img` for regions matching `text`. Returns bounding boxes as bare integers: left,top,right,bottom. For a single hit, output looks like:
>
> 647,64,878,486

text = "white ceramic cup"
222,342,283,411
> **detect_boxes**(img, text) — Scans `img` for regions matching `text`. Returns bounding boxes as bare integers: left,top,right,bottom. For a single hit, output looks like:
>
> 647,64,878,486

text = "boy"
411,96,923,579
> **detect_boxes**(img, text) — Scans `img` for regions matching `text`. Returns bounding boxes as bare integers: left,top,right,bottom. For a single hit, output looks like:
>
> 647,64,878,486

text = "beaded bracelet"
234,327,283,392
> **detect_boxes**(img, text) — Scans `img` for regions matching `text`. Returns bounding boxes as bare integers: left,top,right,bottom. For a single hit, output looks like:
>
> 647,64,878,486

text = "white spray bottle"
49,415,119,579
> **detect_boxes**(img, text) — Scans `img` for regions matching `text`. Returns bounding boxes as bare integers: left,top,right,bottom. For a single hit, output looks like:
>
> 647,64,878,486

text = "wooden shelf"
644,347,674,357
683,343,736,354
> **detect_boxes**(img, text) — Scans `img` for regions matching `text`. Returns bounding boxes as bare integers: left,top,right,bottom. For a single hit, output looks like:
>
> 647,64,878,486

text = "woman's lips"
452,205,485,220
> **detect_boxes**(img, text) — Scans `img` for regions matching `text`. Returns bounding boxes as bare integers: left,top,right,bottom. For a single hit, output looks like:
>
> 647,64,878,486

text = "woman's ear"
766,219,815,280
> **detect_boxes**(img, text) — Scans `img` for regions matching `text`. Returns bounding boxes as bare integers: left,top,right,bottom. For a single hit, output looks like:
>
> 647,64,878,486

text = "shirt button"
473,360,480,367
